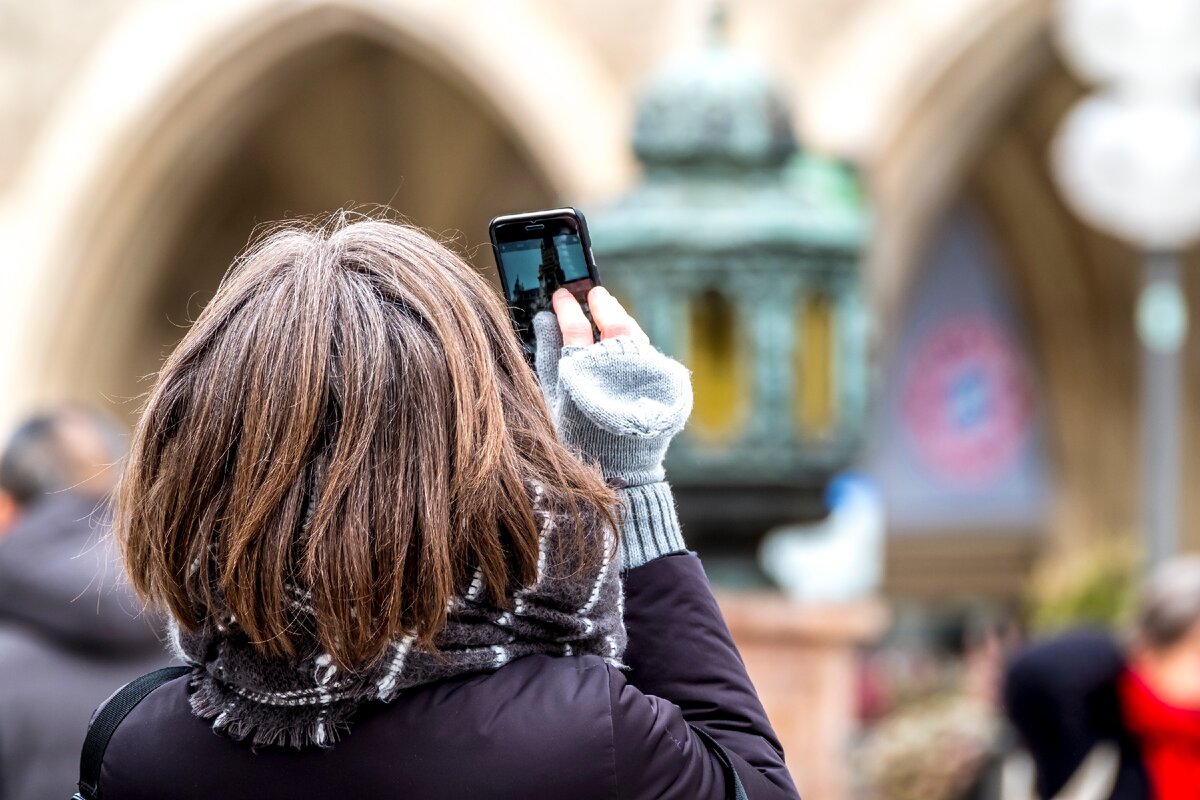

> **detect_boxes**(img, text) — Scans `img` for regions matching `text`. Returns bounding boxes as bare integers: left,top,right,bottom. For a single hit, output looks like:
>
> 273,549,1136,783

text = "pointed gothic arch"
2,0,631,418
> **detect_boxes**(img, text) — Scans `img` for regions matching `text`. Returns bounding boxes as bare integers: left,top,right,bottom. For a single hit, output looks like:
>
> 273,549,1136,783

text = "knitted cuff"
618,481,687,570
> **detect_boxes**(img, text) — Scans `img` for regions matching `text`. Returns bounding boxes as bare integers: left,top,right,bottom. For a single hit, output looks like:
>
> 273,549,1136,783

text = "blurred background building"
0,0,1178,797
0,0,1140,597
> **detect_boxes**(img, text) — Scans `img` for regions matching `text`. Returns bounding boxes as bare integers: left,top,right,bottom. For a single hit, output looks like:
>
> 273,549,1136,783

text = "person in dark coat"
96,218,802,799
1004,557,1200,800
0,409,171,800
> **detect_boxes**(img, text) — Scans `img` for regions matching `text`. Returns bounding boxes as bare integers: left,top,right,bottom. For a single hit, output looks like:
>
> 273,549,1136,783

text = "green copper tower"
589,26,870,537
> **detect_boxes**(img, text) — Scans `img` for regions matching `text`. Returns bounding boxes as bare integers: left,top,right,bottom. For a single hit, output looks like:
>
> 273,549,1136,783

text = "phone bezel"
488,208,600,308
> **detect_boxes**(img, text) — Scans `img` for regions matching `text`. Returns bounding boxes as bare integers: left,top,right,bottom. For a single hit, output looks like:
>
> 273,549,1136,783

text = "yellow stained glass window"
687,288,747,442
798,293,837,436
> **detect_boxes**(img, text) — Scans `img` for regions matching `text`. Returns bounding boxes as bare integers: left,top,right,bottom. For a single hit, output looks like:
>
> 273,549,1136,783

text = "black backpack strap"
690,724,750,800
74,665,190,800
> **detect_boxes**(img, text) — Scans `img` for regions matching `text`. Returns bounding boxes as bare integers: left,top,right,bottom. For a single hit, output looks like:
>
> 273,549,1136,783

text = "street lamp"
1052,0,1200,567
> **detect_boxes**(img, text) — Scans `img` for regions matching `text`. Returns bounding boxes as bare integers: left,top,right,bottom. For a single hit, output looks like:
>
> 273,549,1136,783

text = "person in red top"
1006,557,1200,800
1117,559,1200,800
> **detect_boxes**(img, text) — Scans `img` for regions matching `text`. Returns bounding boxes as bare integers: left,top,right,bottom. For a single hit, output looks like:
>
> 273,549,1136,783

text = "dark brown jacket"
98,553,800,799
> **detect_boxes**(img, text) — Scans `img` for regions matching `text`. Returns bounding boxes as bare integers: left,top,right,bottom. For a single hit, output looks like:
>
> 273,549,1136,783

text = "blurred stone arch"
7,0,632,419
849,0,1157,571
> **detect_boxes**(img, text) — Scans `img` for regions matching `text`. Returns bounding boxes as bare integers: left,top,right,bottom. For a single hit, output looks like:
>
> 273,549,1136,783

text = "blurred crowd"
855,556,1200,800
0,408,170,799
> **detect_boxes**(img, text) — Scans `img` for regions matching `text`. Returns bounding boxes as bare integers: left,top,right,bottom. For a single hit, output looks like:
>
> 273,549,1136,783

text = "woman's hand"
550,286,648,346
532,287,692,487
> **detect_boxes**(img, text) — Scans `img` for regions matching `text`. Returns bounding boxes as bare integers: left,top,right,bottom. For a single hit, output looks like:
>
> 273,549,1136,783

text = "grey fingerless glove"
533,312,693,484
533,311,693,569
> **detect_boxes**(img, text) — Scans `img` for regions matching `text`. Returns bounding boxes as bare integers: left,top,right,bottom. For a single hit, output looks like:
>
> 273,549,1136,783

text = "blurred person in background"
0,407,169,800
91,217,799,799
1004,557,1200,800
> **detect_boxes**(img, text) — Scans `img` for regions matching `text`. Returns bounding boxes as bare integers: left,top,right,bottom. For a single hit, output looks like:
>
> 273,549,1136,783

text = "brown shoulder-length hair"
117,215,617,669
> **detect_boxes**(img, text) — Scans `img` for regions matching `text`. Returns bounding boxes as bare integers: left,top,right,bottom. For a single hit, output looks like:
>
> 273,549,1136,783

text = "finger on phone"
588,286,648,343
551,288,594,346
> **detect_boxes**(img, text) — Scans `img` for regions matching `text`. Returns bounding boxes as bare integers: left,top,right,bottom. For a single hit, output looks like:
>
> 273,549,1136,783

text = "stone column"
717,593,888,800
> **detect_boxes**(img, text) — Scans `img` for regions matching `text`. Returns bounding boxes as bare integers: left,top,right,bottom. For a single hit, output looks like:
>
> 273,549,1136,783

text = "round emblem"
901,317,1033,485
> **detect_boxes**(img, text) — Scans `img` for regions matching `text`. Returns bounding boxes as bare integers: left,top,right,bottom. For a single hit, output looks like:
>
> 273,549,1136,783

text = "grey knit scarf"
170,483,626,749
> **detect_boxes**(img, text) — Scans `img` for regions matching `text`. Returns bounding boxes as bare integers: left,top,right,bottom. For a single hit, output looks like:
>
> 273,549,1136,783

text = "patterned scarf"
171,484,626,748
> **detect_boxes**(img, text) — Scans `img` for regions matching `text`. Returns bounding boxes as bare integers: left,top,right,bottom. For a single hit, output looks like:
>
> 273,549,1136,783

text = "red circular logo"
901,317,1032,485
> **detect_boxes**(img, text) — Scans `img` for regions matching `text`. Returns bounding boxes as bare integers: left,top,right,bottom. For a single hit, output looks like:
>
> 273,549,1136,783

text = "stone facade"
9,0,1173,590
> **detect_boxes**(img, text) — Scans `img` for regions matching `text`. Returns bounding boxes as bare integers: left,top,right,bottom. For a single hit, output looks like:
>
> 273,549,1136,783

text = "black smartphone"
489,208,601,358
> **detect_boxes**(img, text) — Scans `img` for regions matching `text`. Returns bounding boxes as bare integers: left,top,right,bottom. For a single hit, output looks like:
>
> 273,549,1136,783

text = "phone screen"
495,229,597,353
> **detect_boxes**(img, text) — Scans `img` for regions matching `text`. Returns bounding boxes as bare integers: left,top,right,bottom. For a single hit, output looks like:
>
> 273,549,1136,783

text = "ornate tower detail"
590,22,870,534
538,236,566,307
